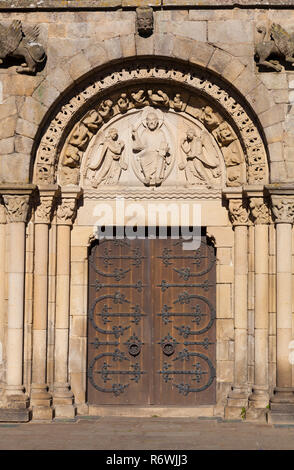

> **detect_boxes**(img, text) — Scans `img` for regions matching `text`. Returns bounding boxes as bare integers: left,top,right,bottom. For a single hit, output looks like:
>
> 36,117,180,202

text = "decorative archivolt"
33,60,268,188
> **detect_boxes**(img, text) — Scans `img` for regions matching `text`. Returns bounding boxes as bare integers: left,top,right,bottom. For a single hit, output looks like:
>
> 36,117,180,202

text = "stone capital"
271,196,294,224
34,185,60,225
249,197,270,225
0,184,36,223
56,186,82,225
228,198,249,226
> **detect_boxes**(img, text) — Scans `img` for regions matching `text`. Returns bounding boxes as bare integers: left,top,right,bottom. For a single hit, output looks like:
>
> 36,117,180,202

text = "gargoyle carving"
0,20,46,74
255,23,294,72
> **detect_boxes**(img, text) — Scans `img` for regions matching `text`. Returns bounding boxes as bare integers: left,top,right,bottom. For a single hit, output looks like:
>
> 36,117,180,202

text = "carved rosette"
271,197,294,224
228,199,249,226
249,198,270,224
34,196,55,224
56,198,78,225
3,195,30,223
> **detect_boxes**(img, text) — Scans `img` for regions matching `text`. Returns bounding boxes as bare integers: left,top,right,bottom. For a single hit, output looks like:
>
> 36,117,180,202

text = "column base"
5,385,29,410
0,408,31,422
224,385,250,419
268,387,294,423
248,387,269,409
53,382,76,419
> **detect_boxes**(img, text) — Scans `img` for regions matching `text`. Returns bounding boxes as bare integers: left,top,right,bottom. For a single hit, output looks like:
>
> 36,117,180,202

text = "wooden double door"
87,234,216,405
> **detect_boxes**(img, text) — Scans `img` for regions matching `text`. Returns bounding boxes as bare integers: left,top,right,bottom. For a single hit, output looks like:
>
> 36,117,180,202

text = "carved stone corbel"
136,7,153,37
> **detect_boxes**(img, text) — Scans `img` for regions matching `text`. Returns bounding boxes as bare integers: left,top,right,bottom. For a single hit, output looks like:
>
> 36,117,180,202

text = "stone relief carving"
56,198,78,225
136,7,153,37
34,62,268,188
0,202,6,224
215,122,245,187
34,196,55,224
3,195,30,223
86,128,126,187
132,109,171,186
147,89,169,108
271,197,294,223
249,198,270,224
255,23,294,72
0,20,46,74
179,127,220,186
228,199,249,226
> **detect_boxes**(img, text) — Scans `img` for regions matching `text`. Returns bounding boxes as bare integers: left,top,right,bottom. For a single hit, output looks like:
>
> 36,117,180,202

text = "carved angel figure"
0,20,46,74
179,128,220,185
255,23,294,72
87,128,127,187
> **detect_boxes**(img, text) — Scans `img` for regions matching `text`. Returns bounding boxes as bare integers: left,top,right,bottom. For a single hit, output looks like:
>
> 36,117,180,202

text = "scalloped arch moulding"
33,58,269,192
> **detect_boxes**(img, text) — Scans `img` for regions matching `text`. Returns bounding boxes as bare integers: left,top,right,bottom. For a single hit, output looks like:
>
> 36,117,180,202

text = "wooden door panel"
87,234,216,406
87,238,151,405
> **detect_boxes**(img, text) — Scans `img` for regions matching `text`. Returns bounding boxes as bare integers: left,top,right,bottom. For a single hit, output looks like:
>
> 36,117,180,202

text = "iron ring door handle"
162,342,175,356
128,342,141,356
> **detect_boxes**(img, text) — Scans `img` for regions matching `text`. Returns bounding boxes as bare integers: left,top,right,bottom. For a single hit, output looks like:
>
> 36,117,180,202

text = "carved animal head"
136,7,153,37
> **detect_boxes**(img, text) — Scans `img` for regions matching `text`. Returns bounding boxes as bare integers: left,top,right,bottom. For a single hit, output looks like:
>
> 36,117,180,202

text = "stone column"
30,186,59,420
267,190,294,424
225,194,250,418
247,195,270,420
53,187,81,419
0,201,6,394
0,184,35,421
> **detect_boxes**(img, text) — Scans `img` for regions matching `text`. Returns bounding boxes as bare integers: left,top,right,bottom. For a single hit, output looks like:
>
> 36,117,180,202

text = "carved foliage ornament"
0,20,46,74
228,199,249,226
34,196,55,224
271,197,294,223
249,197,269,224
34,63,268,187
255,23,294,72
56,198,77,225
3,195,30,223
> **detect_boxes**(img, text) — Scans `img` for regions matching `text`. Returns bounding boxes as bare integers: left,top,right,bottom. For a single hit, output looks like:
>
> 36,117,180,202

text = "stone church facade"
0,0,294,424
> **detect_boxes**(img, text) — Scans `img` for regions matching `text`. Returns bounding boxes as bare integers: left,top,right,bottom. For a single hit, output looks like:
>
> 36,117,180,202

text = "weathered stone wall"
0,6,294,184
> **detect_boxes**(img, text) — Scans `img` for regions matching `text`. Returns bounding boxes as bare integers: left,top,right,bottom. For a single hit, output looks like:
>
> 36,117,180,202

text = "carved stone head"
136,7,153,37
146,112,159,130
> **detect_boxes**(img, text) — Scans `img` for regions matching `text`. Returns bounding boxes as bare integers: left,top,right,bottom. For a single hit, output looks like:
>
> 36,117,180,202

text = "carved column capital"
56,187,82,226
3,195,31,223
271,196,294,224
34,185,60,224
228,198,249,226
249,197,270,224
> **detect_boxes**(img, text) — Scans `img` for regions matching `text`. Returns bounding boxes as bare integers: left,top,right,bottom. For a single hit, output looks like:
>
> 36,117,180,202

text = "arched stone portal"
2,57,292,423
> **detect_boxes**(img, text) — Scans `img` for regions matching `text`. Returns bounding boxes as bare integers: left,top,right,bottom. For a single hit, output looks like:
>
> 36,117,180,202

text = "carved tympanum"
136,7,153,37
255,23,294,72
0,20,46,74
86,128,126,187
132,109,171,186
179,127,220,186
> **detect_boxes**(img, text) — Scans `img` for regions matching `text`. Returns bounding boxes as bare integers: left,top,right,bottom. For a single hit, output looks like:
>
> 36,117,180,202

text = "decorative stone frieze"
3,195,30,223
228,199,249,226
0,20,46,74
34,61,268,188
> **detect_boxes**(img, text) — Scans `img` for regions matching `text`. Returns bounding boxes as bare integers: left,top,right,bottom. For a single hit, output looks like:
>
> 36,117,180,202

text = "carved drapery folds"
3,195,30,223
34,61,268,189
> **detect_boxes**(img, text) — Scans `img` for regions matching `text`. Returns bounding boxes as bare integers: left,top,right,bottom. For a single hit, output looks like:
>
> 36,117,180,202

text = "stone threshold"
87,405,215,418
